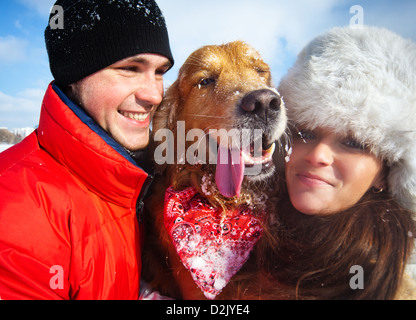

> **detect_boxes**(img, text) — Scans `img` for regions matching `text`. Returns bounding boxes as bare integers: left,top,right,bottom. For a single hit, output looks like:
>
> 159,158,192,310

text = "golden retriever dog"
142,41,287,300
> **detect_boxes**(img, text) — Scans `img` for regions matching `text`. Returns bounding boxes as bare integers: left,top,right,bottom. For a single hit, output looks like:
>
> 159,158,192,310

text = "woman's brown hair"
262,188,416,299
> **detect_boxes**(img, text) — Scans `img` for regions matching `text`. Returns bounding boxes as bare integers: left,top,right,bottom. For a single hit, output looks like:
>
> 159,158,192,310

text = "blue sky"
0,0,415,129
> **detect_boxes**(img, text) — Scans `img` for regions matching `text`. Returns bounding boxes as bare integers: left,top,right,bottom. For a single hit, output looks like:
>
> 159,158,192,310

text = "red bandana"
164,186,263,300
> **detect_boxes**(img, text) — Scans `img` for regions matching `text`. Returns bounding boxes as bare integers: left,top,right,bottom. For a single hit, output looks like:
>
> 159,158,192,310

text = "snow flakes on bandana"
164,186,263,300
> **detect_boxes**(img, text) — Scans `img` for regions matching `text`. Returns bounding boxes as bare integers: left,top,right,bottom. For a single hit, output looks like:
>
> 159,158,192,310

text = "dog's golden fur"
141,41,416,301
142,41,287,300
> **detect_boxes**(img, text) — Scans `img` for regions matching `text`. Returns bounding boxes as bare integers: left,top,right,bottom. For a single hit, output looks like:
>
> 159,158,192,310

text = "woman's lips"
296,172,333,187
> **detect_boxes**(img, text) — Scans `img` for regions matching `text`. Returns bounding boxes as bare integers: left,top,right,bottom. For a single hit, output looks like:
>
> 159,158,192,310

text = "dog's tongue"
215,146,244,198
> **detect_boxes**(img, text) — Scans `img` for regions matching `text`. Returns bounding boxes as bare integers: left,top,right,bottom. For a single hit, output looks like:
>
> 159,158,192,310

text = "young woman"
269,26,416,299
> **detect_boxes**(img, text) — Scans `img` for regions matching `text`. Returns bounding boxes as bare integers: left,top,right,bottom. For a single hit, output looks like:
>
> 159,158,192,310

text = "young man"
0,0,174,299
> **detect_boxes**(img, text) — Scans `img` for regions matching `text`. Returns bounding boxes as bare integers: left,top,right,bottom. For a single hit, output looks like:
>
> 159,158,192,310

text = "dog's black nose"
240,89,281,122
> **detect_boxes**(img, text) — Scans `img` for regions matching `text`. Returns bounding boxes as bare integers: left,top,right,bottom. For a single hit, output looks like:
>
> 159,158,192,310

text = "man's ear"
64,82,82,106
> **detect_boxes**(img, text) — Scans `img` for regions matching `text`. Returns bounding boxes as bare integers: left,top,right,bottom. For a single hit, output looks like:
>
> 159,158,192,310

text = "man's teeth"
119,111,149,121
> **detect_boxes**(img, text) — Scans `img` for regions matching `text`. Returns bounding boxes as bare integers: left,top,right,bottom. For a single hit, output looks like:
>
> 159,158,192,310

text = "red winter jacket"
0,83,152,300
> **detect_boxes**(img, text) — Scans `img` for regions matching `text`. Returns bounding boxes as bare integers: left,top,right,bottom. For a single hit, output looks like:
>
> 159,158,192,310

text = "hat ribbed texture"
45,0,174,87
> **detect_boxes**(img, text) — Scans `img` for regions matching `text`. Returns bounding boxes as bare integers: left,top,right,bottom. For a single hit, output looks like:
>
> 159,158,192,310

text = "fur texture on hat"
278,26,416,212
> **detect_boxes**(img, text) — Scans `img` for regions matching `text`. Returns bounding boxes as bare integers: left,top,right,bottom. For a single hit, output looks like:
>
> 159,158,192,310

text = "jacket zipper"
136,174,153,224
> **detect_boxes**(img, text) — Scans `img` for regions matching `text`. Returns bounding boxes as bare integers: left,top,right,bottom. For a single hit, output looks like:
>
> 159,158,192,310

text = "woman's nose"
304,142,334,167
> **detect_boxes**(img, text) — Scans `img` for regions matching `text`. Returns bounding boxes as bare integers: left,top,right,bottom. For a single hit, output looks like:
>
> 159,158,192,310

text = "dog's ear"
153,80,181,133
151,80,181,175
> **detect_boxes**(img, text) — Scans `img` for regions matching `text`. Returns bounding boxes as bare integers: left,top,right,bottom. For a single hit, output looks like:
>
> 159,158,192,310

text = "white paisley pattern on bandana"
164,186,263,300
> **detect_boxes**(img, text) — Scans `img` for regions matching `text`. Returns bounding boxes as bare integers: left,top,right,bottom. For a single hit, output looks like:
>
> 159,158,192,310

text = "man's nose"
134,76,163,107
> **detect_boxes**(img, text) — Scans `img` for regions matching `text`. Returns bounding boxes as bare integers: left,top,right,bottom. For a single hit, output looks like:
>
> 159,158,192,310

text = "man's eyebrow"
127,57,149,64
125,57,172,70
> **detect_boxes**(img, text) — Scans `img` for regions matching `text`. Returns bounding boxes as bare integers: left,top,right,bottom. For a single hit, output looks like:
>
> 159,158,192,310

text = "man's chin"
115,131,150,152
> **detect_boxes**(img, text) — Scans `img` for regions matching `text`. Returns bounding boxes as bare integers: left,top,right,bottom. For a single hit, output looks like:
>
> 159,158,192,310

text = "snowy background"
0,144,12,153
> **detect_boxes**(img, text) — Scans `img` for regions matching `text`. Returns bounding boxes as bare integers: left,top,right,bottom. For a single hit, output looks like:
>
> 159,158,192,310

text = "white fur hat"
278,26,416,213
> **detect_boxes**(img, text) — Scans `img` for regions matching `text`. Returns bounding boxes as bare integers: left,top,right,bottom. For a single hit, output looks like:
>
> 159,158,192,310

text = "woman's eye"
296,130,315,142
343,139,367,151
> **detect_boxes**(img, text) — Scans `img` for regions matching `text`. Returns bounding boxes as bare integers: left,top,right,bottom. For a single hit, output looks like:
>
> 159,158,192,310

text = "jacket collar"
52,83,139,167
38,82,151,207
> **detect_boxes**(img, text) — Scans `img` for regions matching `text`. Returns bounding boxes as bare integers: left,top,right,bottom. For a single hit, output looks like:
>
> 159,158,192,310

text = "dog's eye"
255,68,268,75
197,78,215,88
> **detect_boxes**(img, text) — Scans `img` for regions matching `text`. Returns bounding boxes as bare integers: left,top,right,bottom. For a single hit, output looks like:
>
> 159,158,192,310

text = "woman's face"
285,126,386,215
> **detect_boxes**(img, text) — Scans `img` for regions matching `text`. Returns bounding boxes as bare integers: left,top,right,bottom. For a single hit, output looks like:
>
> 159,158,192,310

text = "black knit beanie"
45,0,174,87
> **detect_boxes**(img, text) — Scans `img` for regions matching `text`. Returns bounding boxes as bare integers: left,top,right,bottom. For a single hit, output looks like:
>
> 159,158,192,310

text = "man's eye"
155,69,167,76
120,66,138,72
